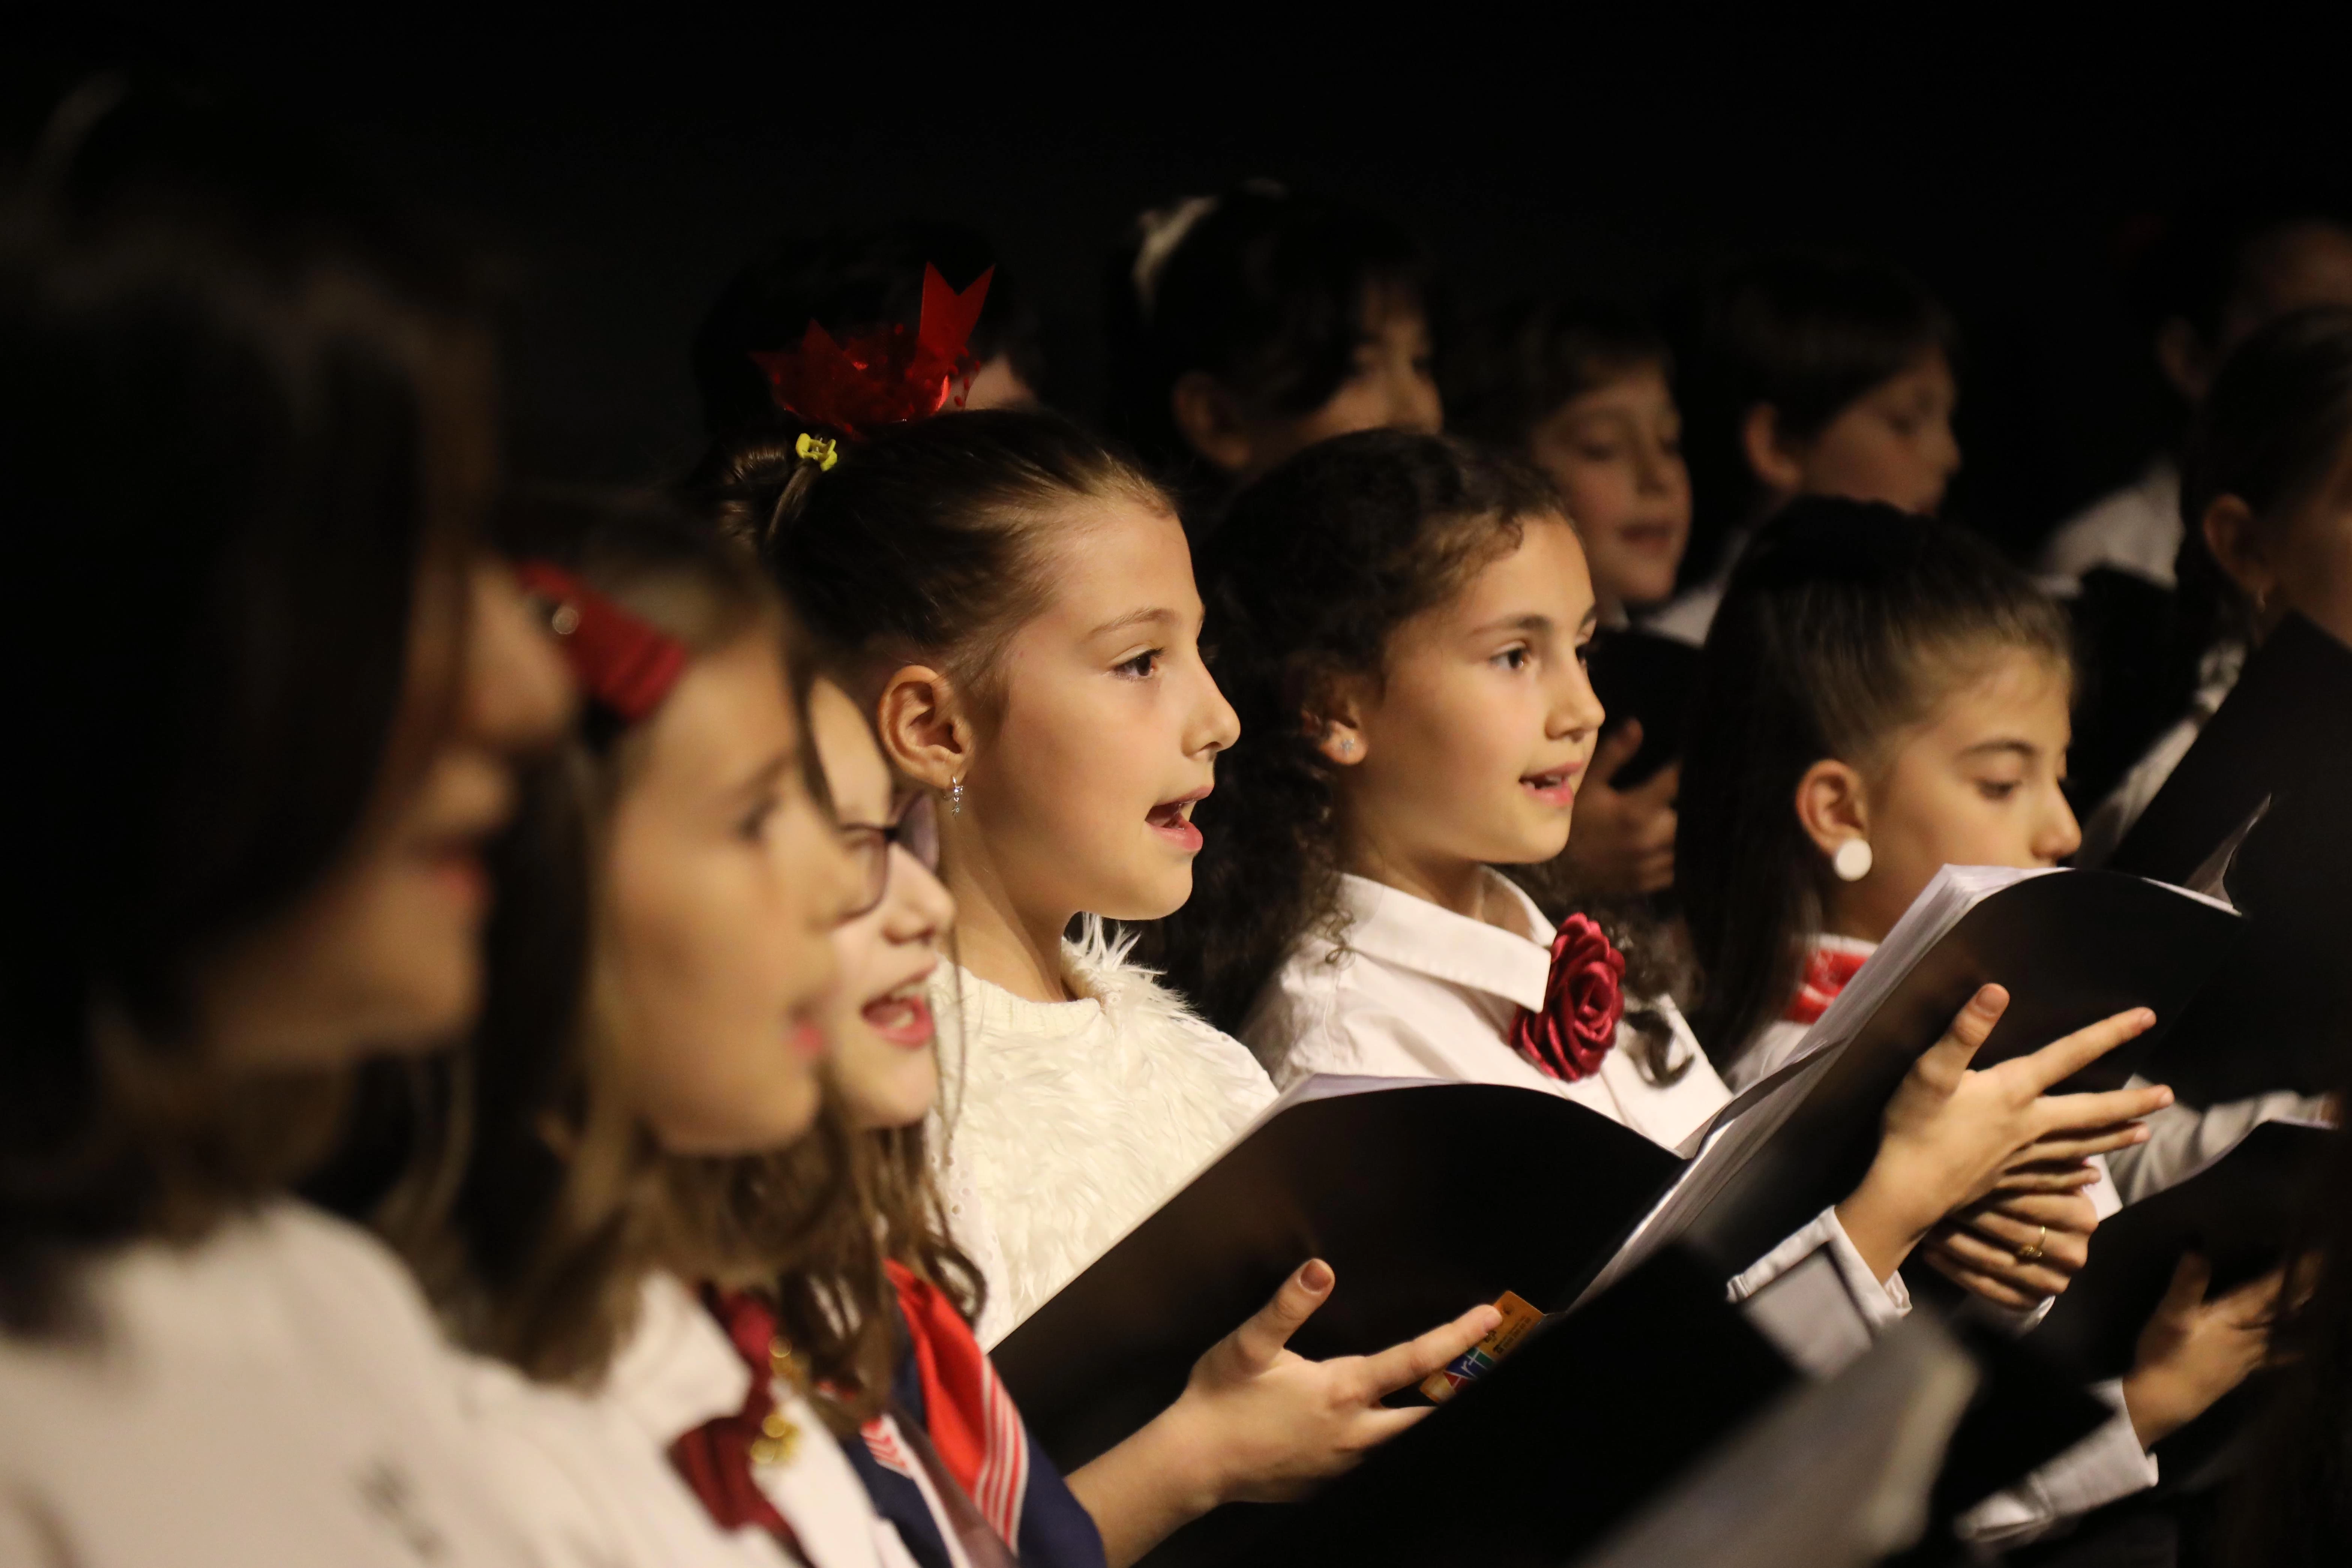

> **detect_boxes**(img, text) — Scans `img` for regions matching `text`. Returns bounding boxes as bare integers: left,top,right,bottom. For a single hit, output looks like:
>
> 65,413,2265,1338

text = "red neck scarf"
875,1260,1030,1549
1784,941,1873,1026
1509,914,1626,1081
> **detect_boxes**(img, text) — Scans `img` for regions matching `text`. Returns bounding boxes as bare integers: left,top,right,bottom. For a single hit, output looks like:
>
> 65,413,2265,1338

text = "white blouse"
930,922,1277,1347
1242,870,1727,1152
463,1272,803,1568
0,1201,538,1568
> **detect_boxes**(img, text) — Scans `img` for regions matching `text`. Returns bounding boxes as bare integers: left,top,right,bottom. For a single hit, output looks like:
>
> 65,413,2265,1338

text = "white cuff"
1955,1379,2157,1545
1727,1205,1909,1329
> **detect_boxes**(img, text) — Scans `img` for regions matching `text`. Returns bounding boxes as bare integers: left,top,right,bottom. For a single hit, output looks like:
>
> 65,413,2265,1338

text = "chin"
363,956,482,1055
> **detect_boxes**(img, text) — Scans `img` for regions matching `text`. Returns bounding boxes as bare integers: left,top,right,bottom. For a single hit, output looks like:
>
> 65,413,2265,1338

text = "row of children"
6,77,2352,1568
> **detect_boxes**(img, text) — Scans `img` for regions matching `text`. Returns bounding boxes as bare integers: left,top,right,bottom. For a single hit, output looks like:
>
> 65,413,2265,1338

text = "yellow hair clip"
795,433,840,472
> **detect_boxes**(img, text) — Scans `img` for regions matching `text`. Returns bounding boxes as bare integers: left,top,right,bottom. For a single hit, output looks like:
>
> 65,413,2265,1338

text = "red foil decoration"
1509,914,1626,1081
750,264,996,439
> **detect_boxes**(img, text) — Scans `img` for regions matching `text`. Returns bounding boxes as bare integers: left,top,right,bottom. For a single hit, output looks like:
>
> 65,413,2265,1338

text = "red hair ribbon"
749,264,995,439
513,560,688,724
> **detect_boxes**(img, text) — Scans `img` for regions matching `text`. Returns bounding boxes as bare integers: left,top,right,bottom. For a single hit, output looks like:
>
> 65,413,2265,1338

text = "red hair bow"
513,560,688,724
749,264,995,439
1509,914,1625,1081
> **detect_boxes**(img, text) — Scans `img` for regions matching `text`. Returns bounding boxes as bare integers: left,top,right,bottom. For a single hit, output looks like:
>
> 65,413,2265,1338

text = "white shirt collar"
602,1272,756,1449
1335,870,1556,1013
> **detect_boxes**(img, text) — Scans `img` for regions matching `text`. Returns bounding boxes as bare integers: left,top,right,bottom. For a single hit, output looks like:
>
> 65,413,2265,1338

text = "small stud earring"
949,776,965,818
1832,838,1873,882
1337,736,1356,756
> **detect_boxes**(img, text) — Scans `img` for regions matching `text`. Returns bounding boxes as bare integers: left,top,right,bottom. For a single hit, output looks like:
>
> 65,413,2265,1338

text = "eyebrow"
725,752,794,809
1468,613,1556,639
1958,738,2040,761
1088,607,1179,639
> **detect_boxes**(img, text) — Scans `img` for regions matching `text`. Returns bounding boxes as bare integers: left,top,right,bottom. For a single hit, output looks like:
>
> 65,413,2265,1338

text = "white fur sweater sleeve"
930,923,1277,1349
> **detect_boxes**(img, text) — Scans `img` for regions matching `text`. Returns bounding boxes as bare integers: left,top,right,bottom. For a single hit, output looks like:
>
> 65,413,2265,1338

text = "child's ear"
1793,757,1871,861
1740,402,1808,499
2202,494,2280,620
1307,679,1372,767
2155,315,2216,403
875,664,971,792
1170,371,1257,476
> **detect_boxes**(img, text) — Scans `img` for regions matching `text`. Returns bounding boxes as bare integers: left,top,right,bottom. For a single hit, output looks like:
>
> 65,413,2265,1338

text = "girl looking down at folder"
1158,430,2167,1323
712,412,1498,1554
1676,499,2284,1533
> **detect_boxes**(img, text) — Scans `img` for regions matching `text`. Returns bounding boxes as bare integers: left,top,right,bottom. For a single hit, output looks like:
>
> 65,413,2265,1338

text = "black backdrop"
12,18,2349,558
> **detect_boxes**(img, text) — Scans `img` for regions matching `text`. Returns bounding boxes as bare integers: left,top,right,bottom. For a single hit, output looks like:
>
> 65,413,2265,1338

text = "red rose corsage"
1509,914,1626,1081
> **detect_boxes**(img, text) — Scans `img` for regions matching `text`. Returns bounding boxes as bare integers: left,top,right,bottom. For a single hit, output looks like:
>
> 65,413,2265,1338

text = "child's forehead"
1427,514,1591,625
1031,497,1199,626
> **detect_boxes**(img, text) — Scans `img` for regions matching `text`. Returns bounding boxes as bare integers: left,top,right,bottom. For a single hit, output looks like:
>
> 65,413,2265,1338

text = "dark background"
11,18,2347,559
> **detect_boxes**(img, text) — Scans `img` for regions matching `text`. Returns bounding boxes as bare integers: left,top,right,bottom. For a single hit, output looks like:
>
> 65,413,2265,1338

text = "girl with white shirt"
1156,433,2173,1338
2082,305,2352,864
719,413,1499,1564
1676,496,2292,1540
0,83,574,1566
377,496,925,1568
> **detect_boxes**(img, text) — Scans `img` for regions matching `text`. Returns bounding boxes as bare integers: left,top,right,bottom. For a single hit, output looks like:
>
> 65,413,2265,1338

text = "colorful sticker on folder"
1419,1291,1544,1403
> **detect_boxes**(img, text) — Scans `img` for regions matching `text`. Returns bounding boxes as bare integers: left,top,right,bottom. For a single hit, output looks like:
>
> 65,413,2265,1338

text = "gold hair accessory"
795,432,840,472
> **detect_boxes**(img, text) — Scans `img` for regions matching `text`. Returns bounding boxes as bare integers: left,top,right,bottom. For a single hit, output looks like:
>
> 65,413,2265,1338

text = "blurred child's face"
1332,516,1605,888
198,561,572,1069
605,629,853,1155
1783,350,1960,517
1528,364,1692,614
1819,648,2080,943
2212,433,2352,652
967,499,1241,925
810,680,953,1133
1200,283,1442,481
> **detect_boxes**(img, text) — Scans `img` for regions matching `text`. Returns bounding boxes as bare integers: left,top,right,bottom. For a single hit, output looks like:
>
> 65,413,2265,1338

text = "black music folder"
2037,1118,2335,1379
993,1077,1684,1472
1581,867,2240,1301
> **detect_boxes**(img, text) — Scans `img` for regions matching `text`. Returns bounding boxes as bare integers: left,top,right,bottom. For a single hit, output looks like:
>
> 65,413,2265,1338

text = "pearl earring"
1832,838,1874,882
949,775,965,818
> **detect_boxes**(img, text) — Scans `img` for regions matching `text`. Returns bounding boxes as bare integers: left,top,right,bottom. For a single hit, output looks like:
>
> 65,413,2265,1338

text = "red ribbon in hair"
1509,914,1626,1081
513,560,688,724
750,264,995,439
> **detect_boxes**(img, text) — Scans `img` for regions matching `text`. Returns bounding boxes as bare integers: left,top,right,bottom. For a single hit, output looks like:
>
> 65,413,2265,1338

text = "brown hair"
0,81,490,1332
700,409,1171,709
383,491,884,1394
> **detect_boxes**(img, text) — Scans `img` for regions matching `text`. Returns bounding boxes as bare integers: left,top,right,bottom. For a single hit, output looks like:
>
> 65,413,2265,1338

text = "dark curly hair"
1148,430,1560,1033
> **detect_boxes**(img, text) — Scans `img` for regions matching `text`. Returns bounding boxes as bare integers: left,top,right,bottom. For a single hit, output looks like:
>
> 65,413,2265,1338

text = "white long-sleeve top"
0,1201,541,1568
929,923,1277,1348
